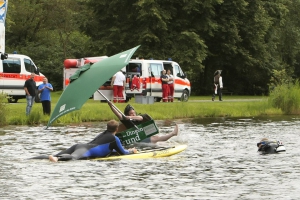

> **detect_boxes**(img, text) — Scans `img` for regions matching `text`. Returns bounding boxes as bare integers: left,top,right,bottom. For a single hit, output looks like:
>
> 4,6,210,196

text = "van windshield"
174,64,185,78
3,58,21,73
24,58,37,73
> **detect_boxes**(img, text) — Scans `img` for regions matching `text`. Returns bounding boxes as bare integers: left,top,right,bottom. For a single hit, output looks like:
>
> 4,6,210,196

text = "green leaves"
4,0,300,95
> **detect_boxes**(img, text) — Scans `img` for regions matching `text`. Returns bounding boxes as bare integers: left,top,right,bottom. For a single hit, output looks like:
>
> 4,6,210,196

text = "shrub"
0,93,8,126
269,80,300,114
26,111,43,125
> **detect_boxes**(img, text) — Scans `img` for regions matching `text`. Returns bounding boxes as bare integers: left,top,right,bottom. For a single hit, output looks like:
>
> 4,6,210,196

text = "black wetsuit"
31,130,130,161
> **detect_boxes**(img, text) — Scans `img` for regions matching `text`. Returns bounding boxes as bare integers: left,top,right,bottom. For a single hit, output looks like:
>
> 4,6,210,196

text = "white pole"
0,0,8,53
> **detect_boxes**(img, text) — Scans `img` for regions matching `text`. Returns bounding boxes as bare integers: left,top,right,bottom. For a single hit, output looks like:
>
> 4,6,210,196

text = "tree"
201,0,290,95
4,0,300,94
85,0,218,94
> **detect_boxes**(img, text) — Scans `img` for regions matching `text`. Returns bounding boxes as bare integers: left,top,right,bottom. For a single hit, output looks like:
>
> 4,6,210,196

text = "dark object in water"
257,140,286,154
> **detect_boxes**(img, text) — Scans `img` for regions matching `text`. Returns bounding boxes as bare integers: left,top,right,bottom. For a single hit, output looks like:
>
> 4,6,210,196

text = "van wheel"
8,98,18,103
154,97,162,102
180,90,189,102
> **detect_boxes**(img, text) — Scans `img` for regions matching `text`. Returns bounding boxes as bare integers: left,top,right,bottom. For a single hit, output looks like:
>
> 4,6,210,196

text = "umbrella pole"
97,90,139,129
97,90,125,116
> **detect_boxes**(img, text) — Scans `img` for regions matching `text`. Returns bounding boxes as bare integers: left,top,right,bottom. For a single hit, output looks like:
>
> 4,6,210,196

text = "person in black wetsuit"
108,102,178,143
257,138,285,154
48,120,137,162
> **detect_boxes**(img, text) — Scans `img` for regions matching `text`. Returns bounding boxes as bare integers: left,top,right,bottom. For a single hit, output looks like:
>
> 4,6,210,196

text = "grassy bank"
4,92,282,126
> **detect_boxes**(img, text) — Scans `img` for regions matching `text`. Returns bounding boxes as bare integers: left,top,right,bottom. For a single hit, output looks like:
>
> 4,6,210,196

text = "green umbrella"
46,46,140,128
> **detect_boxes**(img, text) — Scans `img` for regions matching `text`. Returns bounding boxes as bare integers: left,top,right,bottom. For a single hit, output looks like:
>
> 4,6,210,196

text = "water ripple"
1,116,300,199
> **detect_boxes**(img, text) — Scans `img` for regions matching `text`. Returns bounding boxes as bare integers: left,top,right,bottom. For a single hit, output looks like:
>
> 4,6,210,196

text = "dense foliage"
5,0,300,95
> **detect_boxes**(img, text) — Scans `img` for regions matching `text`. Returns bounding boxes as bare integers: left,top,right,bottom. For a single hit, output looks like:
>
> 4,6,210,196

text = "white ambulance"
0,53,45,103
64,57,191,102
123,59,191,102
63,56,108,89
63,56,119,101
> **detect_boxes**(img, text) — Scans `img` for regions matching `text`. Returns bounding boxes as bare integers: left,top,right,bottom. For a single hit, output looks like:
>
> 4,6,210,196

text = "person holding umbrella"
108,102,178,143
212,70,223,101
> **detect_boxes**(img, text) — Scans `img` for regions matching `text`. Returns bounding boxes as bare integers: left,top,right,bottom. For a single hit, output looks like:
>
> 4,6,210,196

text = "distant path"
188,99,264,102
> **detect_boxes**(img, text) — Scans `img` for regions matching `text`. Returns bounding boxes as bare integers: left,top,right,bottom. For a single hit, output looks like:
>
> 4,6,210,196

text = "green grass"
0,93,8,126
2,92,282,126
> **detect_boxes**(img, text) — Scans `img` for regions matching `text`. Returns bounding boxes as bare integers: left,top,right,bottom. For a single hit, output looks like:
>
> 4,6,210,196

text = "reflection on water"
1,116,300,199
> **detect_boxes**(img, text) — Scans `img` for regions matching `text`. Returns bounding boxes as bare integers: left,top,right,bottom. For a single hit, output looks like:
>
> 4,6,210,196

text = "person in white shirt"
111,70,126,103
212,70,223,101
166,69,174,102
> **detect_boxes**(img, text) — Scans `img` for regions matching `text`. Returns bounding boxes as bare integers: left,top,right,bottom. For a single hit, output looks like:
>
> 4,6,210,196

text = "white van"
0,54,45,103
64,57,191,102
63,56,108,89
63,56,118,101
124,59,191,102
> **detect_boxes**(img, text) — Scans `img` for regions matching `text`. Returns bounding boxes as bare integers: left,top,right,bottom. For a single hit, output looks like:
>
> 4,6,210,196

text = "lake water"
1,116,300,200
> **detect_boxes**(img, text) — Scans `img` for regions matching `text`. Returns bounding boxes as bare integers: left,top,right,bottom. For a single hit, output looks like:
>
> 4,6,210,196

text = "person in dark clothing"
24,73,37,115
108,102,178,143
212,70,223,101
257,138,286,154
48,120,137,162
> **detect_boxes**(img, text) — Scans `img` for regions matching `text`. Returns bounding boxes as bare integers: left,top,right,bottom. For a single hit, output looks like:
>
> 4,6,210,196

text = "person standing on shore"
161,70,169,102
166,69,174,102
111,70,126,103
212,70,223,101
38,78,53,115
24,73,36,116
